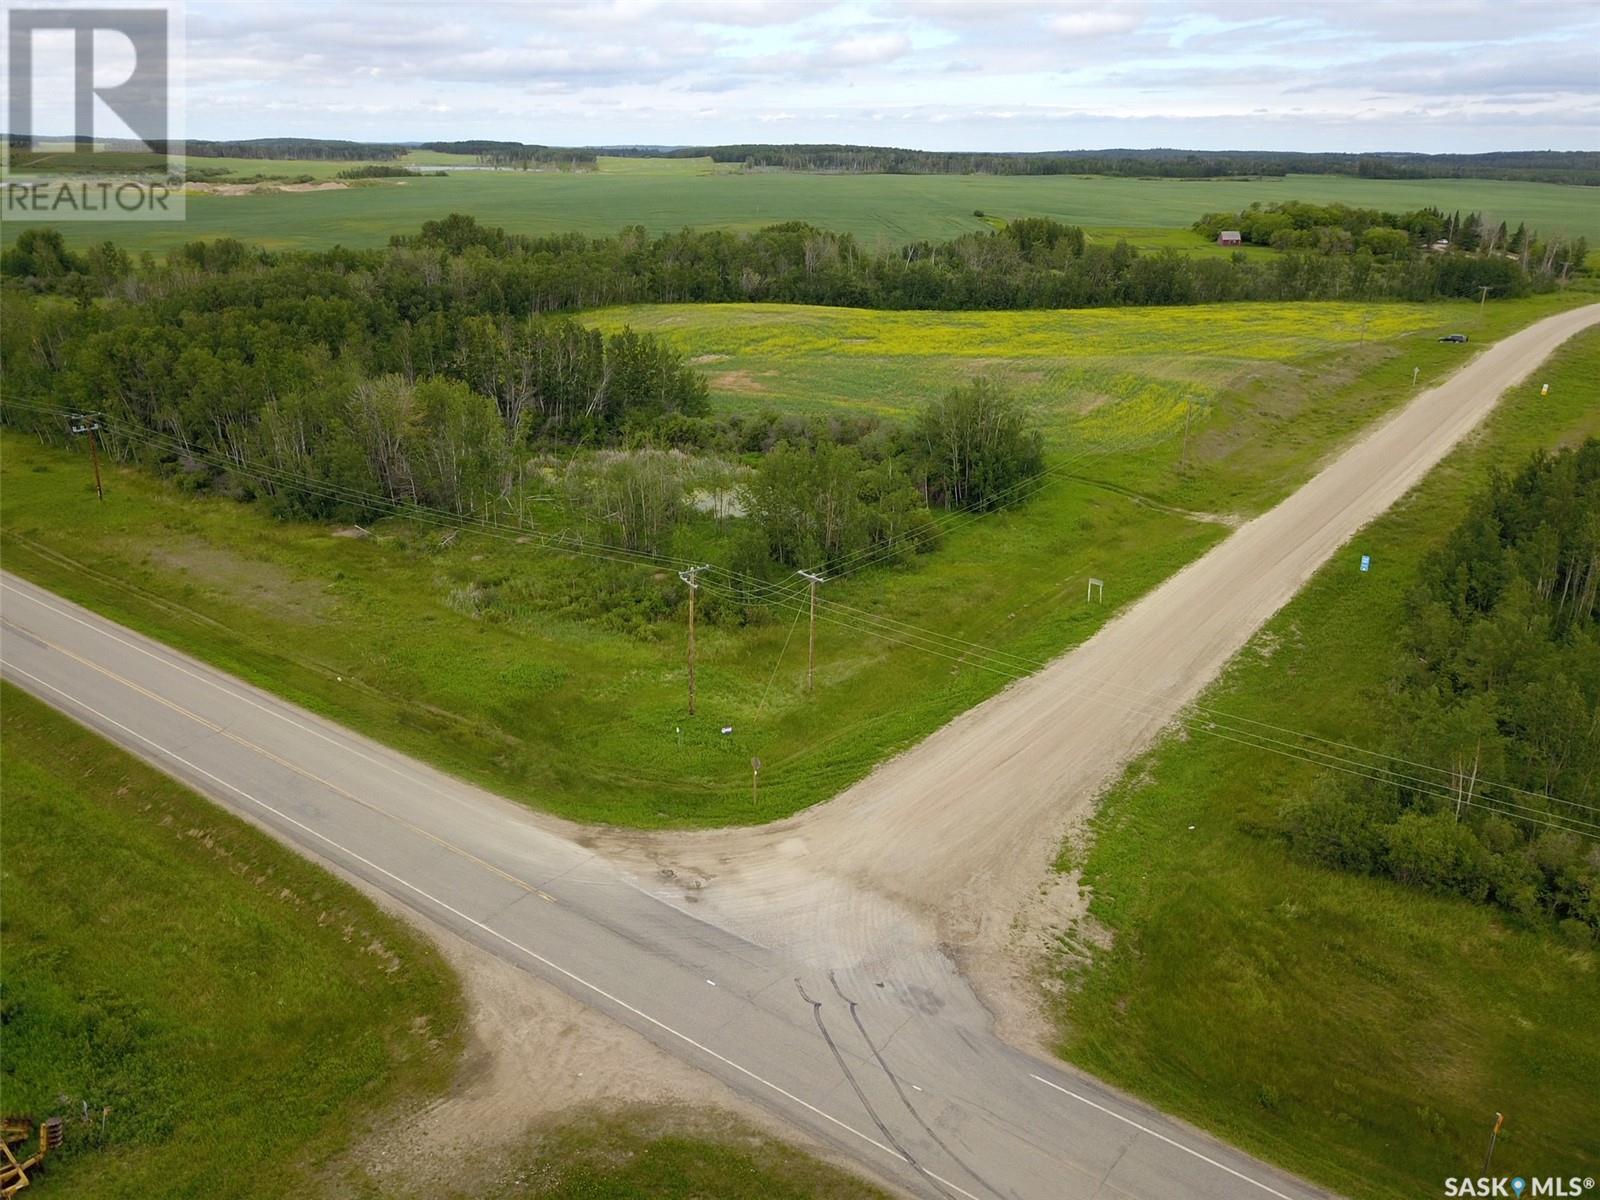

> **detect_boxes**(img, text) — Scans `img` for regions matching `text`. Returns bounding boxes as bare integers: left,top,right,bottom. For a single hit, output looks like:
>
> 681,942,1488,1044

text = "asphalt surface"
5,303,1596,1199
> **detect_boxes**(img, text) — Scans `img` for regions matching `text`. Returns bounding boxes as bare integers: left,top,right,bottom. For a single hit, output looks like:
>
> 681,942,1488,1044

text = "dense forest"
0,228,1051,589
1283,442,1600,937
0,247,710,520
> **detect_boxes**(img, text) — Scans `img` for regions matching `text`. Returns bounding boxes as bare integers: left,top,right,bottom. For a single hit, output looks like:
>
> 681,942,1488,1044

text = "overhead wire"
702,576,1600,838
9,395,1594,837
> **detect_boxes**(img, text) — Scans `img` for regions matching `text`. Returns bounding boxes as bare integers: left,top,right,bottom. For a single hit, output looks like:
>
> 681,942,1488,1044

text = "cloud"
1044,10,1145,38
169,0,1599,152
827,32,912,65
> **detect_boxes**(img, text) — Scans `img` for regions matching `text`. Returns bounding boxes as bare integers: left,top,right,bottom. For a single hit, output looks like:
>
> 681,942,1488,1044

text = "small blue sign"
1360,555,1371,573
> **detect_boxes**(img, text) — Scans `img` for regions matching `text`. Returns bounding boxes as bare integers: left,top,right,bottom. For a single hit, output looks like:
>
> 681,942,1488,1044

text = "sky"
20,0,1600,153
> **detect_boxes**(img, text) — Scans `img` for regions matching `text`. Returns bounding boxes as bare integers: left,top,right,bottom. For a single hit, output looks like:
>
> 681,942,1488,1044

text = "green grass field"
593,293,1586,513
1049,329,1600,1200
6,162,1595,254
2,297,1581,830
0,682,464,1198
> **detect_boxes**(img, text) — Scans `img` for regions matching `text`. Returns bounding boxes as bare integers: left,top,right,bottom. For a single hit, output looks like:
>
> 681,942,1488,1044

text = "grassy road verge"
0,686,892,1198
0,682,463,1198
1050,330,1600,1199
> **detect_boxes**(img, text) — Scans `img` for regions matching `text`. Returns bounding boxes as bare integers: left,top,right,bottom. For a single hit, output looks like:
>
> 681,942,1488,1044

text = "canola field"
591,300,1447,445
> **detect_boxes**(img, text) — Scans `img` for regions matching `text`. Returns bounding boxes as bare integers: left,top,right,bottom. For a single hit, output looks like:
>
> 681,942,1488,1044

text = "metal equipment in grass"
0,1116,64,1197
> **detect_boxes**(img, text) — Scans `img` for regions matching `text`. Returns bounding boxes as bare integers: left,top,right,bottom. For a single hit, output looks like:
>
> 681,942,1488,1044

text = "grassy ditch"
1049,330,1600,1199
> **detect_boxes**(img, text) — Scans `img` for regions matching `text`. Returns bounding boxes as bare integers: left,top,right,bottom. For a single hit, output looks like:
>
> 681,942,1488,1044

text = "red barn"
1217,230,1243,246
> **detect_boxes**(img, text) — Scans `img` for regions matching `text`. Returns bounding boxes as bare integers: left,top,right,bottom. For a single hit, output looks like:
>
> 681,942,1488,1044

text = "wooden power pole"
678,566,702,715
799,570,825,693
70,413,104,502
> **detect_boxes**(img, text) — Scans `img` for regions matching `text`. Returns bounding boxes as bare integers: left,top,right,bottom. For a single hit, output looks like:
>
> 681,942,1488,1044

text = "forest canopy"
1282,441,1600,939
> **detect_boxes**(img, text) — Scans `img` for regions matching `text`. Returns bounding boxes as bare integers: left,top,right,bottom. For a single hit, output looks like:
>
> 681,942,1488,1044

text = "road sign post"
751,756,761,805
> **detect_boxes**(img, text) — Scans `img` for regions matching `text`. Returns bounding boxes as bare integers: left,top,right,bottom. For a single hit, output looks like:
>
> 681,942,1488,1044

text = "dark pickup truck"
1439,333,1470,343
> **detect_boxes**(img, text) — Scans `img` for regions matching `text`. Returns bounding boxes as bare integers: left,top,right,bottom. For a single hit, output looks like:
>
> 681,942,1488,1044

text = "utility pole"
70,413,104,502
799,570,825,694
678,566,702,715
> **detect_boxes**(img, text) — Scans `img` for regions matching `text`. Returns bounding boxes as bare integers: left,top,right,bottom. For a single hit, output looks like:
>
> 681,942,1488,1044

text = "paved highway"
5,305,1596,1198
1,571,1322,1199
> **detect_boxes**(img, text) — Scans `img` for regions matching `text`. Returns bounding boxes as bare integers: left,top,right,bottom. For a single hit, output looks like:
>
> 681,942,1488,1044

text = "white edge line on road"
0,659,980,1200
1029,1075,1297,1200
0,581,496,809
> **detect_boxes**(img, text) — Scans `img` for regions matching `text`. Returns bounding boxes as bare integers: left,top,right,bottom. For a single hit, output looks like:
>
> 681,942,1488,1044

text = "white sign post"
1087,577,1104,603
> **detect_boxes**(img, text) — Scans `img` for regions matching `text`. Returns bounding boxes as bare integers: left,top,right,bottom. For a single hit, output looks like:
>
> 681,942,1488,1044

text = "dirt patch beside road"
344,898,867,1197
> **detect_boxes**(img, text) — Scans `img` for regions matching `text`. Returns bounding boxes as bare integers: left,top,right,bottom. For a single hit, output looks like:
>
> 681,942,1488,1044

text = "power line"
9,396,1593,837
708,578,1600,836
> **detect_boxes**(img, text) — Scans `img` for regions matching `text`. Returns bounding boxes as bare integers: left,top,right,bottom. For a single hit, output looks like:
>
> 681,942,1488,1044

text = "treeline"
650,144,1307,177
177,138,596,170
382,213,1545,309
1283,442,1600,938
1,211,1557,322
157,139,1600,184
1195,202,1588,273
337,164,445,179
182,138,405,162
635,145,1600,185
416,141,599,169
1353,150,1600,186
